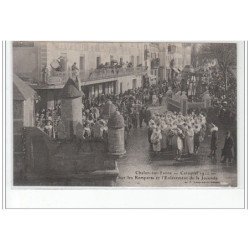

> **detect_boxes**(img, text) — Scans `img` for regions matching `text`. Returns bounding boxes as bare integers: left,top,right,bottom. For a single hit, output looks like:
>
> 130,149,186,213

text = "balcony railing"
47,66,147,85
80,66,147,82
48,70,69,84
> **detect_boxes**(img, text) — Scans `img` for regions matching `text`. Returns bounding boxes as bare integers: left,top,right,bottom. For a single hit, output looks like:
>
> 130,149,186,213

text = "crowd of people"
147,110,234,163
81,83,170,134
34,64,236,163
147,110,207,160
35,104,61,139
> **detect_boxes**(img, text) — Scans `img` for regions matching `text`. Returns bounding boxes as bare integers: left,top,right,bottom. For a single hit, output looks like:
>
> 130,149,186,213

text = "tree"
198,43,237,92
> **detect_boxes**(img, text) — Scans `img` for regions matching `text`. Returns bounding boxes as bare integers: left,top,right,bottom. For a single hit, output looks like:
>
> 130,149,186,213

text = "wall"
12,42,192,84
13,98,33,181
13,98,34,131
46,42,145,81
13,45,39,81
82,74,142,97
23,98,35,127
13,100,24,135
117,75,142,93
13,126,118,186
61,97,82,138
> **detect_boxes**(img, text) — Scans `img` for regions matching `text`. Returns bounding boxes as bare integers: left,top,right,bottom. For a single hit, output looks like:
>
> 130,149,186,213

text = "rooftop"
61,78,83,98
13,74,37,101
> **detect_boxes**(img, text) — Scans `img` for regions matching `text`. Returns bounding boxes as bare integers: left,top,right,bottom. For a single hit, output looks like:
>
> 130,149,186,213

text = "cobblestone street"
116,122,237,187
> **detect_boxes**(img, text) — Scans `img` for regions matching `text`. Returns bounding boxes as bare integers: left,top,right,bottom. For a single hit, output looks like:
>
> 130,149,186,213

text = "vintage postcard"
12,41,239,188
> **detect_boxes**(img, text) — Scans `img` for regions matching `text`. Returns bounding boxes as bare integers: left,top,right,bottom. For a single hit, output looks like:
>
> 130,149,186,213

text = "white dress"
151,131,162,152
186,129,194,154
152,95,158,106
177,135,183,151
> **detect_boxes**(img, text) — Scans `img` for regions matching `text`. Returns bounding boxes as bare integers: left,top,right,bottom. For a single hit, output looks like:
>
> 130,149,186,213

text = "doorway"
132,79,137,89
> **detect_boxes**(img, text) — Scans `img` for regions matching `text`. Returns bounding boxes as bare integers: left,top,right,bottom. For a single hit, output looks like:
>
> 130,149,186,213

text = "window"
96,57,101,68
80,56,85,70
137,56,140,66
130,55,134,66
110,55,113,62
132,79,137,89
120,57,123,65
120,82,123,93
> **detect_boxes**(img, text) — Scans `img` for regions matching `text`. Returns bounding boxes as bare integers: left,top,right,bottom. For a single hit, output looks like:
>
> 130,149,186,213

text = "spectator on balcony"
41,65,48,84
71,62,79,71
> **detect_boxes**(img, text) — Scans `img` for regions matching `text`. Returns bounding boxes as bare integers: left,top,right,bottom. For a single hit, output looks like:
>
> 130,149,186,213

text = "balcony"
48,70,69,85
79,66,147,82
46,66,147,85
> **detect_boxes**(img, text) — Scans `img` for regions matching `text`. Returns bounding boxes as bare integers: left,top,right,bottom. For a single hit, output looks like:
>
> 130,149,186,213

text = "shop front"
82,80,118,98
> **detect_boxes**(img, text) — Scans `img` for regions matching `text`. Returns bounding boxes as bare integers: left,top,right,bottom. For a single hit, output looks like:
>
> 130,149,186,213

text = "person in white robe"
92,121,103,139
152,94,158,106
83,123,91,140
186,125,194,155
44,121,53,138
176,128,184,160
151,127,162,154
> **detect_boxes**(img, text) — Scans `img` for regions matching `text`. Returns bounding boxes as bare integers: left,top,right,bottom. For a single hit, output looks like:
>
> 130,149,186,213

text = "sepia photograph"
12,41,238,187
1,1,250,250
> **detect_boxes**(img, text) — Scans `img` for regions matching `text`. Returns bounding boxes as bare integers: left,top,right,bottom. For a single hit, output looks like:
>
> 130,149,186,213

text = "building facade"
159,43,192,81
13,42,192,109
13,42,151,108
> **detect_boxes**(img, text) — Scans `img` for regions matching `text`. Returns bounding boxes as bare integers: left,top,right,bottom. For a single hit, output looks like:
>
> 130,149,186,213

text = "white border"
5,41,245,208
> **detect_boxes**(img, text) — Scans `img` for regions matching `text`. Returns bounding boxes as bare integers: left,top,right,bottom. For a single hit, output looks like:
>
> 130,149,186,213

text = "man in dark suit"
221,131,234,163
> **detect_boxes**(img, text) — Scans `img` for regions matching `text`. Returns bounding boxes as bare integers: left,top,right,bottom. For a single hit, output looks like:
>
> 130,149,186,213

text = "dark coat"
145,110,152,124
148,128,153,144
210,130,218,150
222,136,234,158
194,131,201,147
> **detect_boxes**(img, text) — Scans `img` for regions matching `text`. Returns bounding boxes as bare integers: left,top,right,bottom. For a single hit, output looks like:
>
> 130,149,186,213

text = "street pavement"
116,120,237,187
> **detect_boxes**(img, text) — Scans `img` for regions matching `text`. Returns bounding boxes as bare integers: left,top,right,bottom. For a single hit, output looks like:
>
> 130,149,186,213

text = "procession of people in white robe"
148,111,206,159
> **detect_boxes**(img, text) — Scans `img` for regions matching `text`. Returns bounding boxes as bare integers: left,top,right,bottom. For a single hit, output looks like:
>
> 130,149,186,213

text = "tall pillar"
60,78,83,139
107,111,126,157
